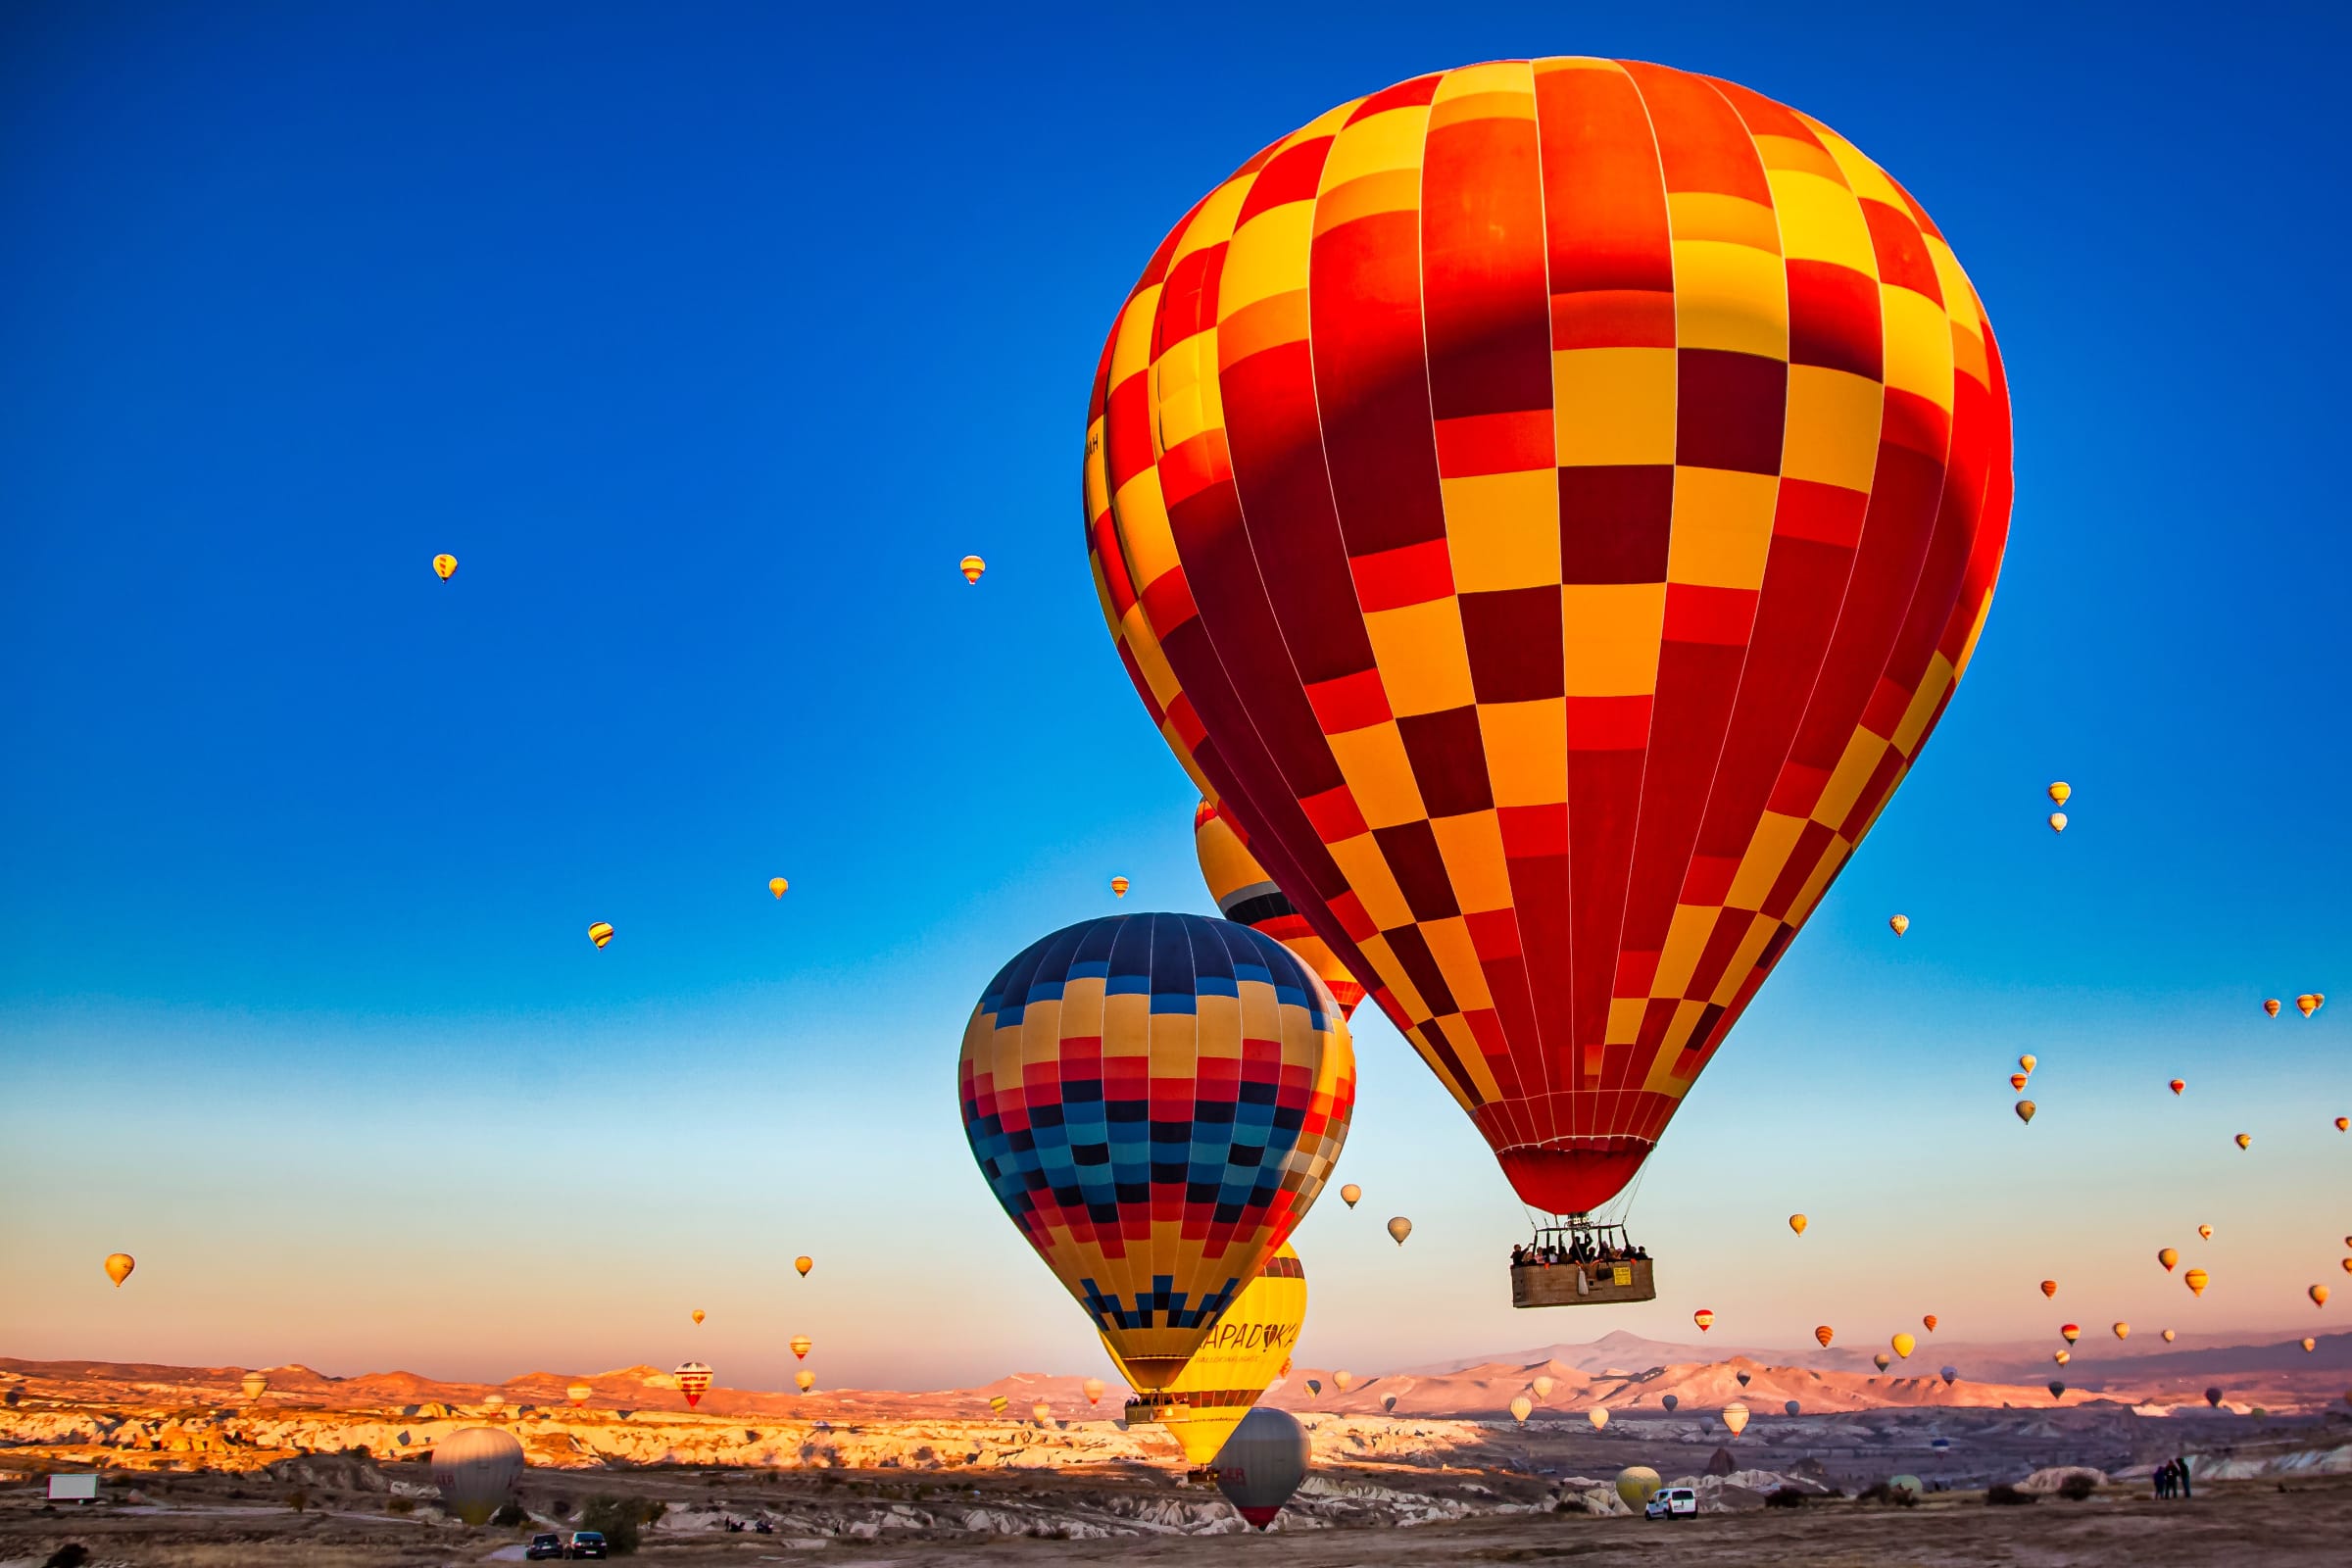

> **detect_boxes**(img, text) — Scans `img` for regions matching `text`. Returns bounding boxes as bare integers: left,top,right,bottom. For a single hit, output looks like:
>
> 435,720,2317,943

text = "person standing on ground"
2176,1456,2191,1500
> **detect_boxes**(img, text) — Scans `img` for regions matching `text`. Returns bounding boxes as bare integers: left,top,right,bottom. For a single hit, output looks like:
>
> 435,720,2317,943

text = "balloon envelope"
1939,1366,1958,1385
1340,1183,1361,1207
1922,1315,1937,1333
1615,1466,1661,1508
587,922,613,949
1874,1353,1891,1371
565,1383,591,1407
103,1253,134,1288
1084,1377,1106,1405
1086,58,2013,1220
2041,1281,2058,1298
1661,1393,1678,1412
1892,1333,1915,1358
1789,1215,1807,1236
2046,782,2070,806
1211,1406,1310,1530
1387,1216,1412,1246
431,553,457,580
1532,1376,1554,1399
430,1426,524,1525
674,1362,711,1408
240,1372,268,1400
2204,1387,2223,1408
1722,1403,1750,1437
959,555,986,583
2048,1382,2066,1399
1108,1244,1307,1465
2015,1100,2035,1123
1510,1395,1534,1424
2185,1269,2209,1297
1589,1407,1608,1430
1196,797,1366,1018
958,914,1353,1390
1814,1326,1834,1348
1693,1309,1715,1333
1785,1399,1800,1416
796,1255,812,1276
2313,1285,2332,1307
797,1371,815,1393
2264,999,2281,1016
790,1336,811,1360
1888,914,1909,936
1033,1400,1054,1425
1333,1370,1354,1393
769,877,788,899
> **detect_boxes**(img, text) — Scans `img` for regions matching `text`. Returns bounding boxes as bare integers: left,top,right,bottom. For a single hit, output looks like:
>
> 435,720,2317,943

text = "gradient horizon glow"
3,0,2345,1396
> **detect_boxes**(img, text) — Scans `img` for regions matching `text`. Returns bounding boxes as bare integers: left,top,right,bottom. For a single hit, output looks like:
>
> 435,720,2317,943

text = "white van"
1644,1485,1698,1519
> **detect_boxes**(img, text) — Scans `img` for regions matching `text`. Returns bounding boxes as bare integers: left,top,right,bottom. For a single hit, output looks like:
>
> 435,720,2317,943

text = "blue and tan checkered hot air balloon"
958,913,1353,1392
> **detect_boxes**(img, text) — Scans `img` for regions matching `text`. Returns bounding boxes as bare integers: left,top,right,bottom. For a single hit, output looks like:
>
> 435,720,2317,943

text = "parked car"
566,1532,609,1560
1645,1486,1699,1520
525,1535,564,1561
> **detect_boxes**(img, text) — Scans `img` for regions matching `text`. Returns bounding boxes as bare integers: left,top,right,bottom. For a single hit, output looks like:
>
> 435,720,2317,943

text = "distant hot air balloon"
1615,1466,1662,1508
2204,1387,2224,1408
1340,1184,1361,1208
1785,1399,1801,1416
2046,782,2071,806
692,1309,705,1326
769,877,788,899
1922,1315,1938,1333
2041,1281,2058,1298
2184,1269,2209,1298
1210,1406,1310,1530
2198,1225,2212,1241
2313,1285,2332,1307
1892,1334,1916,1359
430,1426,524,1526
961,916,1352,1394
790,1336,810,1360
587,922,614,949
1305,1380,1321,1396
1109,875,1130,899
240,1372,268,1400
2016,1100,2036,1124
797,1371,815,1394
1387,1216,1412,1247
1814,1326,1835,1348
1108,1242,1308,1465
1874,1353,1891,1371
1661,1394,1679,1412
796,1255,812,1277
103,1253,134,1288
1693,1308,1715,1334
2295,993,2323,1017
2169,1079,2184,1096
2048,812,2068,833
2161,1330,2175,1343
2060,1324,2080,1345
1532,1376,1554,1400
481,1394,505,1417
1510,1395,1533,1424
1333,1370,1353,1394
1086,57,2015,1238
2303,1338,2317,1353
1194,797,1367,1018
2009,1073,2029,1091
431,553,458,581
2343,1258,2352,1274
565,1382,591,1407
2234,1133,2251,1151
2160,1248,2180,1272
1939,1366,1958,1386
2019,1055,2037,1074
989,1395,1009,1414
674,1362,711,1408
2053,1349,2069,1366
1789,1215,1808,1237
959,555,986,584
1888,914,1909,937
2337,1118,2349,1132
1736,1371,1751,1388
1588,1407,1609,1430
1722,1403,1750,1437
1084,1377,1105,1406
2265,999,2282,1017
2048,1382,2066,1400
1033,1400,1054,1425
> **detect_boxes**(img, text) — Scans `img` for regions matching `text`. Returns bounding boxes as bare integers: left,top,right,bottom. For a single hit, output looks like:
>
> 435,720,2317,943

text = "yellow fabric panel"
1402,1021,1480,1112
1954,588,1996,679
1881,284,1957,412
1318,103,1432,190
1431,60,1533,105
1169,176,1250,270
1110,469,1179,588
1606,996,1648,1045
1671,240,1788,359
1429,808,1515,915
1660,996,1710,1055
1554,347,1677,466
1650,903,1719,998
1327,828,1417,931
1800,119,1909,212
1220,202,1316,316
1444,469,1561,590
1725,809,1807,910
1780,366,1884,491
1812,726,1889,829
1232,971,1281,1049
1752,132,1844,183
1109,285,1162,389
1707,912,1779,1005
1783,833,1853,927
1324,720,1427,829
1894,654,1957,755
1365,598,1477,713
1418,915,1498,1019
1430,85,1537,132
1477,699,1569,807
1667,466,1778,590
1667,191,1781,254
1120,603,1183,712
1559,583,1665,696
1084,416,1111,522
1218,288,1310,368
1314,168,1423,234
1534,55,1621,74
1152,327,1221,457
1766,168,1876,274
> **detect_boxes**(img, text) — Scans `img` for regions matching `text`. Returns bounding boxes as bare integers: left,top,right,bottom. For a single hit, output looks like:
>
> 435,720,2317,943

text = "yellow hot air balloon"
1722,1403,1749,1437
2019,1054,2037,1073
2234,1133,2251,1151
1508,1395,1533,1425
795,1255,812,1277
1533,1376,1555,1400
1588,1406,1609,1430
430,1426,523,1526
1387,1216,1412,1247
1108,1244,1308,1466
2314,1285,2332,1308
587,922,614,949
2113,1322,2130,1341
1033,1400,1054,1425
1084,1377,1106,1406
1615,1466,1661,1508
2053,1350,2069,1366
2046,782,2071,806
1814,1325,1835,1348
2265,999,2282,1017
1195,797,1368,1018
103,1252,134,1288
1788,1215,1808,1237
1333,1370,1354,1394
769,877,788,899
1108,875,1130,898
1891,1333,1916,1359
2015,1100,2035,1124
1888,913,1909,936
566,1382,592,1407
481,1394,505,1415
2304,1338,2318,1352
1339,1183,1361,1208
2048,811,2068,833
2197,1225,2213,1241
2161,1329,2176,1343
2159,1248,2180,1272
240,1371,268,1400
2298,994,2324,1017
2184,1269,2209,1298
790,1336,811,1360
796,1371,815,1394
691,1309,705,1326
2337,1117,2349,1132
432,553,457,581
959,555,986,584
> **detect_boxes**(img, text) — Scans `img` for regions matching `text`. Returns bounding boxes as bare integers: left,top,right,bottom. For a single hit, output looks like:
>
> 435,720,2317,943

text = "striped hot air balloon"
1109,1244,1307,1466
674,1362,712,1408
430,1426,524,1525
1208,1406,1311,1530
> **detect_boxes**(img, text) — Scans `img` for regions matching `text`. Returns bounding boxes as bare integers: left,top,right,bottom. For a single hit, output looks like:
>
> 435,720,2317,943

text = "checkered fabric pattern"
960,915,1354,1390
1109,1243,1307,1464
1196,796,1369,1018
1085,59,2011,1217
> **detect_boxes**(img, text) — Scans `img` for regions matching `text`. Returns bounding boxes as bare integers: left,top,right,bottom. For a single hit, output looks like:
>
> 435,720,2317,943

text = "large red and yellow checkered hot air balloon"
1195,796,1366,1018
1086,59,2012,1226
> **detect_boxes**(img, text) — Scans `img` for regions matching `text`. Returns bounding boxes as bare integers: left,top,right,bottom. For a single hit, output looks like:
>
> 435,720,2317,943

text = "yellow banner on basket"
1612,1266,1633,1286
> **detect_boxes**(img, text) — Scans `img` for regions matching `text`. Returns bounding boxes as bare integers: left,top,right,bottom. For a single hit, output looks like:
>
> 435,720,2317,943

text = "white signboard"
47,1473,99,1501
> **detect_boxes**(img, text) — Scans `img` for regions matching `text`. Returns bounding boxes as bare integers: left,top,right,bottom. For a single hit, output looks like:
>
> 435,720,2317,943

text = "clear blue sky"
3,1,2345,1392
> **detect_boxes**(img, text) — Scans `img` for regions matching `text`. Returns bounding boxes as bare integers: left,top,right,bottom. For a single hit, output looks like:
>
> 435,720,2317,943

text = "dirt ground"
4,1472,2347,1568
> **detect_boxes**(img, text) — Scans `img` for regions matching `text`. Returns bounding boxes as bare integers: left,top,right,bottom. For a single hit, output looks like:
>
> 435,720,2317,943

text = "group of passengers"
1510,1236,1649,1270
